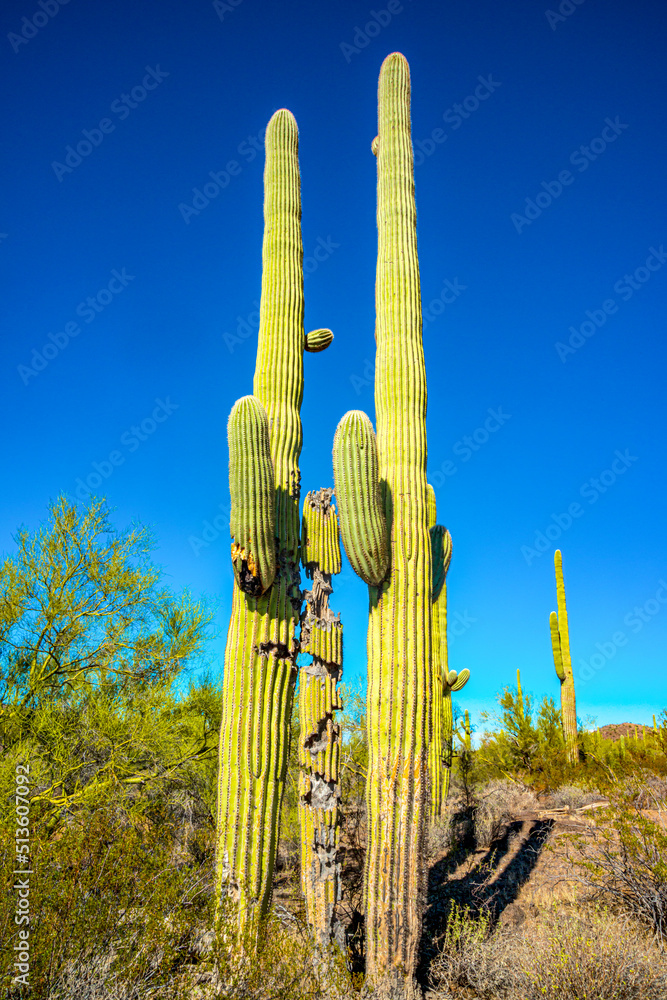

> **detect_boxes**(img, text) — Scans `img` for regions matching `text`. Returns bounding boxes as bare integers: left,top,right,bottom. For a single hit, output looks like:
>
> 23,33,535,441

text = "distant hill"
597,722,654,741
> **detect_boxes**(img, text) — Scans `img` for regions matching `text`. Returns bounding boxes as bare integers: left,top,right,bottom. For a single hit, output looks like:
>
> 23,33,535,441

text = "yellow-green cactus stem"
298,489,344,949
334,53,431,990
228,395,276,596
516,667,525,721
462,708,472,752
333,410,389,586
550,549,578,764
427,490,454,817
441,668,470,804
216,108,329,941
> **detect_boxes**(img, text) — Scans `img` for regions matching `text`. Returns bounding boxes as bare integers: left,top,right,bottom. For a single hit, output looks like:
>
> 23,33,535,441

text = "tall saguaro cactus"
550,549,578,764
298,489,344,949
333,53,430,991
216,109,332,938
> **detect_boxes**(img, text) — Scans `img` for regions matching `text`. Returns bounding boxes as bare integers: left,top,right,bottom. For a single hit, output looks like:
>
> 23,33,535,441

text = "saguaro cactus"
333,52,430,991
440,668,470,808
549,549,578,764
426,492,468,817
216,109,332,938
298,488,344,949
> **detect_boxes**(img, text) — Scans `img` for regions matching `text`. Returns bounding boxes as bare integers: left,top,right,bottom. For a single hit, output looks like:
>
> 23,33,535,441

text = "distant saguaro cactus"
333,52,431,992
215,109,333,939
298,488,344,949
549,549,578,764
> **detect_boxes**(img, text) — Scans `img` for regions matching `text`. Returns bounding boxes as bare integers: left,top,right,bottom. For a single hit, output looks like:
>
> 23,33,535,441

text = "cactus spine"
216,109,332,938
333,52,430,990
298,489,344,949
550,549,578,764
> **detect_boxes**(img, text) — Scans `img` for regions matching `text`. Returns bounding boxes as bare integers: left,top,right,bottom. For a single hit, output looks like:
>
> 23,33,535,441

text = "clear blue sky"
2,0,666,730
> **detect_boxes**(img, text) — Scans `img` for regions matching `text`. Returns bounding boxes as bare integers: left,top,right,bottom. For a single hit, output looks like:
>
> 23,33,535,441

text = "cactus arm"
228,395,276,596
364,53,431,990
451,668,470,693
431,525,452,603
333,410,389,586
298,489,344,949
550,611,565,680
304,328,334,353
427,483,437,529
441,683,453,803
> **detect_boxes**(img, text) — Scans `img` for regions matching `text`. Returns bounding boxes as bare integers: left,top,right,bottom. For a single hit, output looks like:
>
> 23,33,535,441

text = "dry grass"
428,902,667,1000
473,780,539,849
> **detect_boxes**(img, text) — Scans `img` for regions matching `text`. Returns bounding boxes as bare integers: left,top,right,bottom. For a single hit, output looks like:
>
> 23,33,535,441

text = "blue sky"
2,0,666,731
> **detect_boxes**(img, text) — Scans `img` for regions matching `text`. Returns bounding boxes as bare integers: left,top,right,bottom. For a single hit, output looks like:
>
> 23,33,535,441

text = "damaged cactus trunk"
298,489,344,949
215,109,333,940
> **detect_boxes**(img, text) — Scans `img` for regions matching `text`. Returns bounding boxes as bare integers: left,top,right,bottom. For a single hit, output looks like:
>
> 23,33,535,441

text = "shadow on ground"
417,816,555,987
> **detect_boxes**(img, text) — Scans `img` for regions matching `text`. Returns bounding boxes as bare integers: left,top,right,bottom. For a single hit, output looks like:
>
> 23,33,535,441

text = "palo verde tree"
0,495,213,828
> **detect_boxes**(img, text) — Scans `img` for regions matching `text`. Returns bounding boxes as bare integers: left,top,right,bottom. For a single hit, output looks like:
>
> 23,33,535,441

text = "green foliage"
478,680,568,789
0,496,215,833
0,495,210,715
0,808,216,998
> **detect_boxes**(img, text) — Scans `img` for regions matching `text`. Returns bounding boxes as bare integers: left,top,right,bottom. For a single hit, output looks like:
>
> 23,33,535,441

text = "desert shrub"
429,902,667,1000
563,784,667,944
544,784,604,810
477,686,573,791
0,809,216,998
426,810,454,861
428,901,516,998
214,903,356,1000
474,779,539,849
522,905,667,1000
